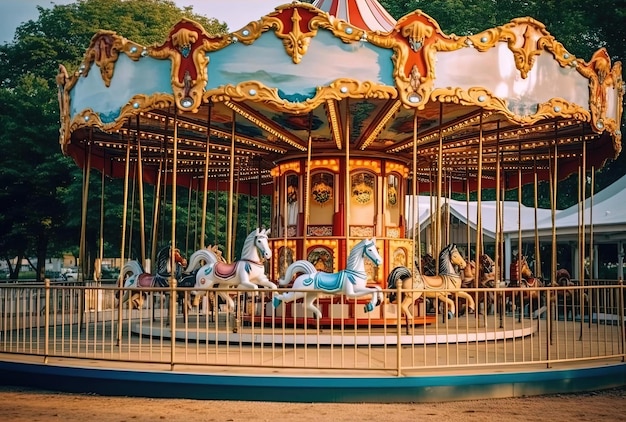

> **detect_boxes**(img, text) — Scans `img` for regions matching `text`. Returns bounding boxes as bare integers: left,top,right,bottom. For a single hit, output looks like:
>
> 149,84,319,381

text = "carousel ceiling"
57,2,624,192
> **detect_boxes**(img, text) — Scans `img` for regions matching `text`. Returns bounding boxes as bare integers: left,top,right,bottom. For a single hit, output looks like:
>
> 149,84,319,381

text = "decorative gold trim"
150,19,231,112
263,7,317,64
357,100,402,150
56,65,71,149
389,240,412,269
576,48,623,150
223,101,307,151
326,99,343,150
430,87,590,126
209,78,395,117
393,14,465,108
82,31,125,87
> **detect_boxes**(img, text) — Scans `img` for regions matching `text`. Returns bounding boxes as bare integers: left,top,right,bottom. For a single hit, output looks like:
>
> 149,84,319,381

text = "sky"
0,0,289,44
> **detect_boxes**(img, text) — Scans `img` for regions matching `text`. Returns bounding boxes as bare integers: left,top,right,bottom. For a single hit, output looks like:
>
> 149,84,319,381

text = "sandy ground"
1,385,625,421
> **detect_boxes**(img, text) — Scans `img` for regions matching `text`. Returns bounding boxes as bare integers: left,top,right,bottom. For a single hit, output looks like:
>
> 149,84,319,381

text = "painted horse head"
358,238,382,267
251,228,272,261
156,245,187,278
440,243,466,273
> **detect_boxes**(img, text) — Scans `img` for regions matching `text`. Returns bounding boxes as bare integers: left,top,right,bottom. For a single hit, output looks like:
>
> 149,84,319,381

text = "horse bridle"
362,240,380,266
253,234,269,264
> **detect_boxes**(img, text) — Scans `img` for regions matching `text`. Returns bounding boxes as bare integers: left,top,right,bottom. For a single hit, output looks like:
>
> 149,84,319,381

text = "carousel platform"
1,307,625,403
131,309,538,346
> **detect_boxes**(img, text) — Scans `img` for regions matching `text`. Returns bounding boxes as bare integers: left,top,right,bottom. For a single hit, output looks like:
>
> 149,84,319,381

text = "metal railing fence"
1,280,624,375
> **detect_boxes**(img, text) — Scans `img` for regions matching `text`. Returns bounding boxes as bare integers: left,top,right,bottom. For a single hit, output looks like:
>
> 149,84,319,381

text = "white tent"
548,173,626,240
406,174,626,279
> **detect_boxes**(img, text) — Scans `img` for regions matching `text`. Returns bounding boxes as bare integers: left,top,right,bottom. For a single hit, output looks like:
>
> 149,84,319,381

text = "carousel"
57,0,623,328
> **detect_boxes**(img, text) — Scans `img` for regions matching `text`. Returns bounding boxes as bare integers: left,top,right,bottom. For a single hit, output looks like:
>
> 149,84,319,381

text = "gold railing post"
44,278,50,363
396,282,402,377
546,287,552,368
619,280,624,362
170,278,177,370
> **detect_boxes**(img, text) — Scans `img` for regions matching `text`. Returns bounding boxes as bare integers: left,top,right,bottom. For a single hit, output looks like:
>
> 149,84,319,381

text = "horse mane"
240,228,269,261
240,230,258,260
347,238,370,270
438,244,455,275
156,245,171,276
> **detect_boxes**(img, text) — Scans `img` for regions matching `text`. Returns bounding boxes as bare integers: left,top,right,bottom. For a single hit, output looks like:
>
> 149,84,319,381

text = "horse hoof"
272,296,281,308
364,303,374,313
447,311,454,319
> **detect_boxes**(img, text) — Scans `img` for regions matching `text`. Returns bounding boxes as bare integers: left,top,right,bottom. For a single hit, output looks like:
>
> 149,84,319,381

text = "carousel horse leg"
439,294,455,322
304,292,323,321
400,291,414,335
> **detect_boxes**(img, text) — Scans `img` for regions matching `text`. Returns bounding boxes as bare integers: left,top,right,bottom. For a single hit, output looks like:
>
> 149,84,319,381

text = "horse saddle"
137,273,168,288
522,277,539,288
214,262,238,279
307,271,348,293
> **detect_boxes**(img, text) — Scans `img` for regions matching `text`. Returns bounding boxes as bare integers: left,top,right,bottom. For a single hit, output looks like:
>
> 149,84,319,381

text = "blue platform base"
1,359,624,403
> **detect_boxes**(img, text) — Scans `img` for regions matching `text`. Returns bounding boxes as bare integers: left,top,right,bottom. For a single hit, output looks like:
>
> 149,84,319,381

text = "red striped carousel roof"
312,0,396,32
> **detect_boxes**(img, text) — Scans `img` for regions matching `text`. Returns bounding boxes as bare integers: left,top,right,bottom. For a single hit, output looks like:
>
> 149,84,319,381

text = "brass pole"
185,178,192,255
517,141,522,273
117,131,132,345
303,112,313,254
534,159,540,279
345,98,351,255
136,117,146,268
413,109,419,269
80,138,91,280
550,130,558,299
97,154,105,283
169,108,179,369
200,102,212,249
476,113,484,276
227,109,236,262
435,103,443,260
494,122,501,285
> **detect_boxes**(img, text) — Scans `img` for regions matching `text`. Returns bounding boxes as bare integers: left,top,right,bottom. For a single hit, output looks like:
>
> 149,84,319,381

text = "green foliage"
0,0,228,279
0,0,623,278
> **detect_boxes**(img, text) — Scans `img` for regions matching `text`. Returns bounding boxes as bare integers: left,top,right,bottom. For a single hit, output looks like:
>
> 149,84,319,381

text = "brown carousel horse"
462,254,498,315
510,256,545,322
551,268,589,320
118,245,187,310
387,243,475,334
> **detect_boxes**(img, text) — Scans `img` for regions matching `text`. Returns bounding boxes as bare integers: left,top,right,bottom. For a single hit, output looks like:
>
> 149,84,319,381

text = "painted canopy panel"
70,55,172,122
434,46,590,116
206,28,394,99
56,2,623,191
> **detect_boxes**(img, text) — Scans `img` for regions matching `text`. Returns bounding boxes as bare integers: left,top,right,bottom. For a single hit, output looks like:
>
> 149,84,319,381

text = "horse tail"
387,266,412,302
120,260,143,282
184,249,218,273
279,260,316,286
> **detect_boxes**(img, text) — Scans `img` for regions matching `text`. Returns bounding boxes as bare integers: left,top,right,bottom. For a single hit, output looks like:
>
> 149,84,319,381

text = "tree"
0,0,227,280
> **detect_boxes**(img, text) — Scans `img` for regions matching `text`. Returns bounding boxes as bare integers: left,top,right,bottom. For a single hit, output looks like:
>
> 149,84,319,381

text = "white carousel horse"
387,243,475,334
117,245,187,309
272,238,384,320
181,245,227,318
191,228,276,312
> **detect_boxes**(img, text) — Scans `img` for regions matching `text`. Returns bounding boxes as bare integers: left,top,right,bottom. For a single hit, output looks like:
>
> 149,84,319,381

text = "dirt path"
1,385,625,421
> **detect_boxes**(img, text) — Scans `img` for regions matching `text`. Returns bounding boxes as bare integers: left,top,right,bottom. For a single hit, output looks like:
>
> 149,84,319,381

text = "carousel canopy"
312,0,397,32
57,2,623,191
